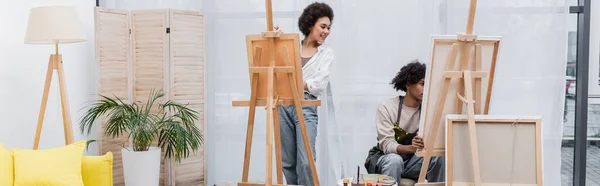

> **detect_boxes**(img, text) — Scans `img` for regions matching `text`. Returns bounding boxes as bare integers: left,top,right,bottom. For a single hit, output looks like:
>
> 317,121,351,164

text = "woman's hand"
274,25,283,33
303,81,308,91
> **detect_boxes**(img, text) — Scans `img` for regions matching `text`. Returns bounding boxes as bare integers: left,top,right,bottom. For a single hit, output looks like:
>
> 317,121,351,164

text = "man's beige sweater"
376,96,421,154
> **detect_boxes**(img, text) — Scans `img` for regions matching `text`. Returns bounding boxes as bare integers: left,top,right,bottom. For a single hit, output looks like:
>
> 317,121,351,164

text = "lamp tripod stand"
32,43,74,150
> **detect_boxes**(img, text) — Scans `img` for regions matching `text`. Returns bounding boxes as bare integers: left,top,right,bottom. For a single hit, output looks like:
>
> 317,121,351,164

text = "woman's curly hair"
390,60,426,92
298,2,334,37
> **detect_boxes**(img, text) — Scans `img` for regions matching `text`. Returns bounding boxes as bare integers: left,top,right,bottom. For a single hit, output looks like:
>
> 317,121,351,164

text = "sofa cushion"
0,143,13,186
82,151,113,186
12,140,86,186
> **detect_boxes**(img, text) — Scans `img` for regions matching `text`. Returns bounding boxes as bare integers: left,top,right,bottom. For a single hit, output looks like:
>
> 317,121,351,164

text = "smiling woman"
275,2,336,186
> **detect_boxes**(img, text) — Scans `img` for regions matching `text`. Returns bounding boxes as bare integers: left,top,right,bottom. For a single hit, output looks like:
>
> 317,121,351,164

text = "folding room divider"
94,7,207,186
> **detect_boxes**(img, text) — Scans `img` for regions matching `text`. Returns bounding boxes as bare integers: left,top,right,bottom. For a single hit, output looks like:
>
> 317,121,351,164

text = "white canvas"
444,114,543,186
418,35,502,151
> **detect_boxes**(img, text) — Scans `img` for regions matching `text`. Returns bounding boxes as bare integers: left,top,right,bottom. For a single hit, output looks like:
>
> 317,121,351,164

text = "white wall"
0,0,96,154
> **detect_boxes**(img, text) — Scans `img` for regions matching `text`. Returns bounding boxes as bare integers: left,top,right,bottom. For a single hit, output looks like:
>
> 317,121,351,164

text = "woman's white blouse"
302,45,335,97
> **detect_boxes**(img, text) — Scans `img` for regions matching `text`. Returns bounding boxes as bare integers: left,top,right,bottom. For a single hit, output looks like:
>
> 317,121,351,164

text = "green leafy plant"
79,89,203,163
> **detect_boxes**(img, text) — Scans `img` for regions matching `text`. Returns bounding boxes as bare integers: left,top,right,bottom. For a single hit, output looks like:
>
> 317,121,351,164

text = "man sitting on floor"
364,60,445,183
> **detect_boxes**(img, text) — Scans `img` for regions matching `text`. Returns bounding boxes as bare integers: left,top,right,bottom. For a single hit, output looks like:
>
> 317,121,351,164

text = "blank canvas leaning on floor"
95,7,207,186
445,114,543,186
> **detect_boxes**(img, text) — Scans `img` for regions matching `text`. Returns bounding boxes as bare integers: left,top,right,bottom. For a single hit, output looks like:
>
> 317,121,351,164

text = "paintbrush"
356,166,359,184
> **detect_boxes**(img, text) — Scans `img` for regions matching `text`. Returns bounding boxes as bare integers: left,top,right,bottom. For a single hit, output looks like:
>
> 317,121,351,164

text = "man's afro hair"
390,60,426,92
298,2,334,37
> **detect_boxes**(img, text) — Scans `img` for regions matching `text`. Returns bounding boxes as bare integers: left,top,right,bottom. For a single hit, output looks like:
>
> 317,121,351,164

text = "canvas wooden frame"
418,35,501,155
445,114,543,186
245,33,303,103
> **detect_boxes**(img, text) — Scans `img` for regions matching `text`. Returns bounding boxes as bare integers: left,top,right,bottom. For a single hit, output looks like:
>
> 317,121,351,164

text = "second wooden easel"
231,0,321,186
416,0,500,186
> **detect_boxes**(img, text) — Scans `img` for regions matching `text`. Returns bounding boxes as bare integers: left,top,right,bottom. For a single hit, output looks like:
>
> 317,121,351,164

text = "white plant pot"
121,147,161,186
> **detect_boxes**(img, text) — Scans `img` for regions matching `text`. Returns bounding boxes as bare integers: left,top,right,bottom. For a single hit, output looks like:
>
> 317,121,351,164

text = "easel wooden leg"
242,75,259,182
270,46,282,184
418,43,459,183
265,69,274,186
462,71,482,186
459,44,482,186
32,55,56,150
273,107,284,184
242,48,263,182
287,71,319,186
474,44,482,114
456,42,472,113
270,48,283,184
266,37,276,185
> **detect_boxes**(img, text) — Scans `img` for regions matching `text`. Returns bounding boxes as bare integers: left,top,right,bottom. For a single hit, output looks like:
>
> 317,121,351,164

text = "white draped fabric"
100,0,568,185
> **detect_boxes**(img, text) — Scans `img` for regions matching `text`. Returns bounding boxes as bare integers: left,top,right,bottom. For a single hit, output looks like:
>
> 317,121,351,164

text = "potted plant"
79,89,203,186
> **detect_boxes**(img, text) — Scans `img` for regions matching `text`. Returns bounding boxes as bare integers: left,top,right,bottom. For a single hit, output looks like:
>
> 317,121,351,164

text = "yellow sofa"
0,141,113,186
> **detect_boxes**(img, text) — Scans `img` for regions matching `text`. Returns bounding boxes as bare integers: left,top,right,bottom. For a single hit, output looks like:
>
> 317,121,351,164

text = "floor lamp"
24,6,87,150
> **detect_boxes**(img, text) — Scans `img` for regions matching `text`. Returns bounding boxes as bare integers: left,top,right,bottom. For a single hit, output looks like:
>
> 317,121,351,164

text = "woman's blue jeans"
277,92,318,186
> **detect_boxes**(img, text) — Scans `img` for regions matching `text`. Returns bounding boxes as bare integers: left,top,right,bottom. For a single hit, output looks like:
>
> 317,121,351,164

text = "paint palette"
337,174,397,186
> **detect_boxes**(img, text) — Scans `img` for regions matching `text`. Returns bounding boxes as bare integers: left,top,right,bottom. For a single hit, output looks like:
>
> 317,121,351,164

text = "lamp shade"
24,6,87,44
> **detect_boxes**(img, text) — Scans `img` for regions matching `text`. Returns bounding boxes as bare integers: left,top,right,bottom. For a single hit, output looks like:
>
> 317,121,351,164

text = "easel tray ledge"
232,99,321,107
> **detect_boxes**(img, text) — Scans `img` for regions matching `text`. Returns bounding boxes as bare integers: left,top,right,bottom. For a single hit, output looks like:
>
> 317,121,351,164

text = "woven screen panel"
169,9,206,186
131,9,169,186
94,7,131,186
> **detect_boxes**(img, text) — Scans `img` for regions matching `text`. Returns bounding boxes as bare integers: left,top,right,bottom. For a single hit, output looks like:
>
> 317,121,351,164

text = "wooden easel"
231,0,321,186
415,0,499,185
32,43,75,150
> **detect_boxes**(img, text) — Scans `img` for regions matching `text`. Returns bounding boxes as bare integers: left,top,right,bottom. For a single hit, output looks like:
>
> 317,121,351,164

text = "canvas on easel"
244,33,304,102
414,0,501,185
231,0,321,186
417,35,500,156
